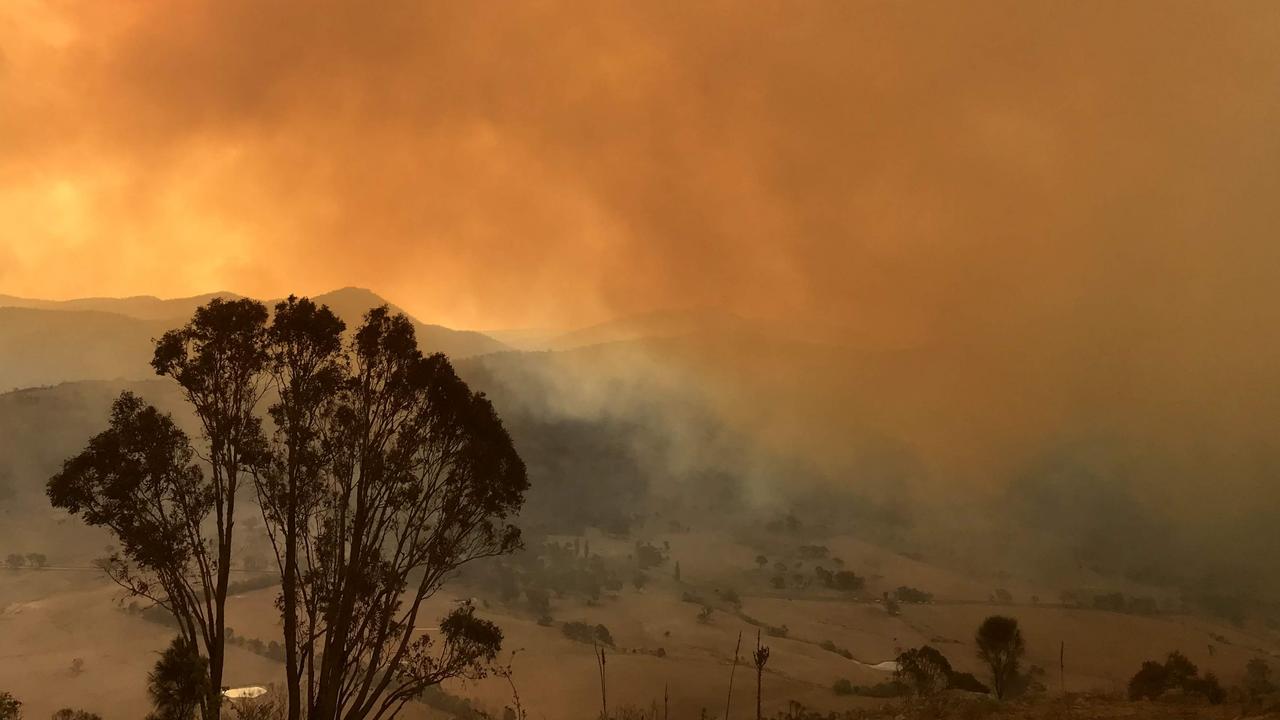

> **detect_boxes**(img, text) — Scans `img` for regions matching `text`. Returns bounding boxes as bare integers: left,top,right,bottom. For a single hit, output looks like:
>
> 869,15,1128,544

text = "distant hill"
0,292,239,321
0,288,509,390
0,308,170,391
300,287,510,359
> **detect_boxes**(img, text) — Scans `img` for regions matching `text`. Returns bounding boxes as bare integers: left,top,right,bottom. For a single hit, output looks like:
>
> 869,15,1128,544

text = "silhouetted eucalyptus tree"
302,307,527,720
47,393,215,718
254,296,347,720
151,297,270,716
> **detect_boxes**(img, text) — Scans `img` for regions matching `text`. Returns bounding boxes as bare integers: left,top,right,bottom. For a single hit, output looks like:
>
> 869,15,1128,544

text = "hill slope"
0,288,509,390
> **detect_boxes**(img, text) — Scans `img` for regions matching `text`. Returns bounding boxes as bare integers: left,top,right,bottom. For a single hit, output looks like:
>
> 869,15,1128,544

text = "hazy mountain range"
0,287,800,391
3,286,1279,599
0,287,515,391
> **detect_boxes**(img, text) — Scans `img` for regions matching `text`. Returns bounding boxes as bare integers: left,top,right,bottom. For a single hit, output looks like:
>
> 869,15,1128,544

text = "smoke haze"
4,0,1280,586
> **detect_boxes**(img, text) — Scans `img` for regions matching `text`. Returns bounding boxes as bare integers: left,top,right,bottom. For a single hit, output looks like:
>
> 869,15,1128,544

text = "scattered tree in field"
0,692,19,720
146,637,209,720
1162,651,1197,689
69,658,84,676
1127,651,1225,704
755,555,768,570
52,709,102,720
895,646,951,696
1128,661,1168,700
1246,657,1275,699
635,541,667,569
819,640,853,659
563,622,615,647
976,615,1025,699
24,554,46,569
893,586,932,604
4,554,24,570
830,571,863,592
1197,672,1227,705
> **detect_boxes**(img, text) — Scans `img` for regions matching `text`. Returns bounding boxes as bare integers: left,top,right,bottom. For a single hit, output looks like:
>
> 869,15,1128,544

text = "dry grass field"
3,526,1276,720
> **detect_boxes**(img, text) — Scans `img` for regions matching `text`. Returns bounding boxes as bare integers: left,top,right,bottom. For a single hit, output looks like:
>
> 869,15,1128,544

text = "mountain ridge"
0,288,510,391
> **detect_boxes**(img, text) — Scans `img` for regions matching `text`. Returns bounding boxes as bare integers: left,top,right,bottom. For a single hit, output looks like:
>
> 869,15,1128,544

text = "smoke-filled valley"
1,288,1278,719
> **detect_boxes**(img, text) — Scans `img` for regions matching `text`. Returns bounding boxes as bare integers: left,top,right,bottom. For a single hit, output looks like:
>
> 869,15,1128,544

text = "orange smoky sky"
1,0,1279,335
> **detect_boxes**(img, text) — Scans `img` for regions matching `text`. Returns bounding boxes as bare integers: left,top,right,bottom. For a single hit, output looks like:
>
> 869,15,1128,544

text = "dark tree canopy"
47,392,211,651
52,709,103,720
975,615,1025,699
895,646,952,696
146,637,210,720
304,307,527,720
0,692,20,720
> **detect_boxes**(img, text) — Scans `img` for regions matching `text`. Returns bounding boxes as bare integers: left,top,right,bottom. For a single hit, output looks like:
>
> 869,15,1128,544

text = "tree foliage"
52,709,102,720
975,615,1025,699
895,646,952,696
146,637,209,720
0,692,19,720
1127,651,1226,705
47,390,215,712
265,306,526,720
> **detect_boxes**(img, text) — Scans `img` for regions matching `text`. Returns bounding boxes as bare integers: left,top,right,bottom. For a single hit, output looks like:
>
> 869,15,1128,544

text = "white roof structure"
223,686,269,699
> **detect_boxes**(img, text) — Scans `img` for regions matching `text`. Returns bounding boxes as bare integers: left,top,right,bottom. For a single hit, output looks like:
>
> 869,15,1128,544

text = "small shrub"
561,621,614,647
52,709,102,720
635,541,667,570
819,640,853,659
832,678,854,696
0,693,20,720
831,571,863,592
851,681,908,698
1127,650,1224,704
895,645,951,695
1128,660,1168,700
1245,657,1275,699
894,586,933,604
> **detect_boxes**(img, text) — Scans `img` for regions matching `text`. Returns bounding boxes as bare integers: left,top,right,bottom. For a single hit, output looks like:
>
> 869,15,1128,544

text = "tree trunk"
284,503,301,720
